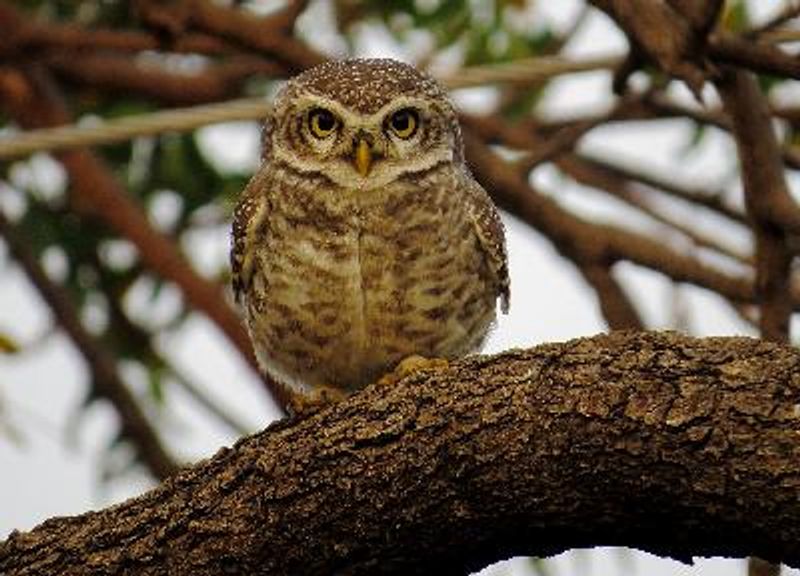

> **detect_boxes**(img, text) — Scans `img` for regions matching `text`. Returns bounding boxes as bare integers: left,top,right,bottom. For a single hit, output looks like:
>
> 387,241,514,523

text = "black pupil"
393,111,411,131
315,111,335,132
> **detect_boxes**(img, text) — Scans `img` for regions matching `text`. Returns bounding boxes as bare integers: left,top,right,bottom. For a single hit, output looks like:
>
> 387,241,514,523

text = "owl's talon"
376,355,450,387
287,386,347,418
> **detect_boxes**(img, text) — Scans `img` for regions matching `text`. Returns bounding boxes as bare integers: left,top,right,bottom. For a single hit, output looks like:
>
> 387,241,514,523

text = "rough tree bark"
1,331,800,576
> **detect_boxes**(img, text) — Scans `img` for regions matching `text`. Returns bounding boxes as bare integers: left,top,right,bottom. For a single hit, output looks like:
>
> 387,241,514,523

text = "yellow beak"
354,138,372,177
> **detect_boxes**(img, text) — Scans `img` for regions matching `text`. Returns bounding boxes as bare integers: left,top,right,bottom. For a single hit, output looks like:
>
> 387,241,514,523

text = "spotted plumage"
231,58,509,407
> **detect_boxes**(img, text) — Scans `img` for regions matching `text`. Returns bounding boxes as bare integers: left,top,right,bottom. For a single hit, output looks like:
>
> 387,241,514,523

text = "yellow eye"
388,108,419,139
308,108,338,138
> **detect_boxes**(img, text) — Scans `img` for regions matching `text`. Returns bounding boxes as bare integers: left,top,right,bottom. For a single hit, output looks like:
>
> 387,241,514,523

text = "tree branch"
591,0,800,92
0,212,178,480
709,33,800,82
0,4,232,56
573,151,748,226
133,0,324,72
554,153,752,265
588,0,712,95
460,127,755,305
716,70,795,342
47,53,282,105
0,65,289,408
1,332,800,575
577,264,645,329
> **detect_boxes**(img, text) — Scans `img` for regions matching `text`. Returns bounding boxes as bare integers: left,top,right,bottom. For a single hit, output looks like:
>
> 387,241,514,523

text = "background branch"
716,70,795,342
0,212,178,480
0,66,289,409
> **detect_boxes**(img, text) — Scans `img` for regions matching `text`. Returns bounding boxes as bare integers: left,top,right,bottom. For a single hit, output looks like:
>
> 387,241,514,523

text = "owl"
231,58,509,410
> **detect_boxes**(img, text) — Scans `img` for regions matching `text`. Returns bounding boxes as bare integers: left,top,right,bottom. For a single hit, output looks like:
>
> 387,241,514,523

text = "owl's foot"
287,386,348,418
376,355,450,388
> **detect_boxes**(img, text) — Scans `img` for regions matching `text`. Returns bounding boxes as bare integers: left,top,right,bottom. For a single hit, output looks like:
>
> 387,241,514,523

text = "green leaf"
722,0,750,33
680,123,708,157
147,364,166,405
525,557,556,576
0,330,21,354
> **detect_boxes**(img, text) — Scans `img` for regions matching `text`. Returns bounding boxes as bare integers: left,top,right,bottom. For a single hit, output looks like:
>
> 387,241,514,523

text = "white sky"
1,2,799,575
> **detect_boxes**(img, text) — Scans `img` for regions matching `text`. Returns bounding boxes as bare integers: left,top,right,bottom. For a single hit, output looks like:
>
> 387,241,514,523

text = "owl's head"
264,58,462,190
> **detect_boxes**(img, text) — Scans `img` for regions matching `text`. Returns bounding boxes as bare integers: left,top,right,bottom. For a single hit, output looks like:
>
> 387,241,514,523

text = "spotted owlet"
231,58,509,409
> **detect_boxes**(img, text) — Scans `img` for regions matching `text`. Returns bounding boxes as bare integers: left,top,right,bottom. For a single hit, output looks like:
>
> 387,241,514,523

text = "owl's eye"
387,108,419,139
308,108,338,138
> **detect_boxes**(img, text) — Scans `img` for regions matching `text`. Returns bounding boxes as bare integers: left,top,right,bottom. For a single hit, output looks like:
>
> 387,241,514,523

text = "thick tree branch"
1,332,800,575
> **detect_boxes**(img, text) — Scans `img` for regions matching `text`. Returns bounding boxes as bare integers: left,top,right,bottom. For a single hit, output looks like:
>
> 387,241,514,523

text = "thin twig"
440,55,620,90
46,53,283,105
746,3,800,37
554,154,752,265
759,27,800,43
0,96,273,160
101,281,253,437
575,152,748,225
463,109,750,228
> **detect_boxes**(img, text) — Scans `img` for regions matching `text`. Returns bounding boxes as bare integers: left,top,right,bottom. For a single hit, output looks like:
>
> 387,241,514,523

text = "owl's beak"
354,137,373,177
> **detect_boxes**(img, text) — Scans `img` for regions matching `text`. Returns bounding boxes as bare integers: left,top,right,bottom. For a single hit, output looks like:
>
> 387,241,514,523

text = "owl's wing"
231,168,271,304
464,175,510,313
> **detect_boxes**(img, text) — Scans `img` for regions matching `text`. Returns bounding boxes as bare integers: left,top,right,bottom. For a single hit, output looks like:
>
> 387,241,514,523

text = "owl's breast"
245,169,496,394
358,175,497,369
247,186,358,374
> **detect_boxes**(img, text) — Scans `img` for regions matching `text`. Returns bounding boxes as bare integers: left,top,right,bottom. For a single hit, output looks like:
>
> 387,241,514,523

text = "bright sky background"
1,1,799,575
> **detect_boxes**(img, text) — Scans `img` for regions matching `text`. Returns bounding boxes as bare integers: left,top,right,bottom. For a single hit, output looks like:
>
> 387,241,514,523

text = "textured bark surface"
2,331,800,576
